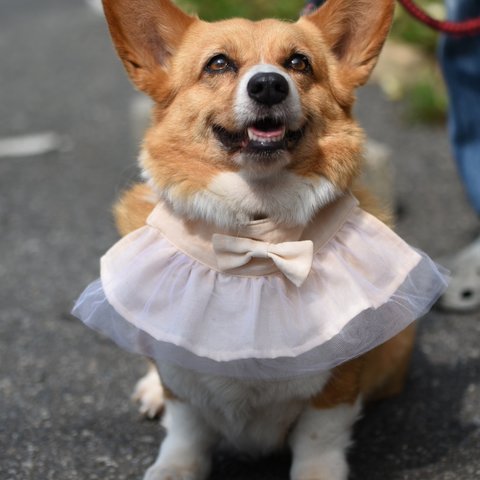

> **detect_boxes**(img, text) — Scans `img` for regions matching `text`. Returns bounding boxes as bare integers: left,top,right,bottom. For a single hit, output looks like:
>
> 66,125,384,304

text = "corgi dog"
75,0,446,479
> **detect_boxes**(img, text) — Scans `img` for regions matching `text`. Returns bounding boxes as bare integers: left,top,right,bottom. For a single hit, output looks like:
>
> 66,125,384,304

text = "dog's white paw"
132,367,164,418
290,404,360,480
143,465,199,480
144,400,215,480
291,450,348,480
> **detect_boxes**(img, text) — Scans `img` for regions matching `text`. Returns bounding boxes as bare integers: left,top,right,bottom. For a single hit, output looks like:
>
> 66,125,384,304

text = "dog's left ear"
302,0,395,87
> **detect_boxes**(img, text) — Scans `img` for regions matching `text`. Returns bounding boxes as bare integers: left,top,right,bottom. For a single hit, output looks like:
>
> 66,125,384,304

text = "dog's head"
102,0,394,227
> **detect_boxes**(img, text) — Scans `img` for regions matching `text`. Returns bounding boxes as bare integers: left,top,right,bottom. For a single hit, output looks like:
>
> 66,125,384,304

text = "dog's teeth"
247,129,257,141
247,127,285,143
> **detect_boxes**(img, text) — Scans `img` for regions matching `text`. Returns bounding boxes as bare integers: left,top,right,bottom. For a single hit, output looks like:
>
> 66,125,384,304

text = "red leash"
397,0,480,36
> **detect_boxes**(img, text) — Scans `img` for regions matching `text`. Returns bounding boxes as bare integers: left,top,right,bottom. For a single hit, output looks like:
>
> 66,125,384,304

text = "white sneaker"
438,237,480,312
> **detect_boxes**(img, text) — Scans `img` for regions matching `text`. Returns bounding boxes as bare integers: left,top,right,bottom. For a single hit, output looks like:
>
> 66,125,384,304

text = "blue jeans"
439,0,480,215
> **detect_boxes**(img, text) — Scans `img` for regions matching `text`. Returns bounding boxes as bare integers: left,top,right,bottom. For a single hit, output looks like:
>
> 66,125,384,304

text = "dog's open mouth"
213,117,304,154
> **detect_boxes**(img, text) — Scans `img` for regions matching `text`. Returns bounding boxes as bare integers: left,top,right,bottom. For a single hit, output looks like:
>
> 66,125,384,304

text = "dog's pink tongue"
249,126,285,139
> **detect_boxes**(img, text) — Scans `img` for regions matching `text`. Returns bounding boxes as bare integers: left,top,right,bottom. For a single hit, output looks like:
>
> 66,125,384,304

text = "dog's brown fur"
102,0,415,477
104,0,395,205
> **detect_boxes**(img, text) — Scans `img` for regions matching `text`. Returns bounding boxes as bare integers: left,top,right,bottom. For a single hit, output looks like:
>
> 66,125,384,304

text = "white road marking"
0,132,70,158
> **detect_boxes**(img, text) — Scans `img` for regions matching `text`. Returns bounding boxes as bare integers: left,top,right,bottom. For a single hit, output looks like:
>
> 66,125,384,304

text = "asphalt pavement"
1,1,479,479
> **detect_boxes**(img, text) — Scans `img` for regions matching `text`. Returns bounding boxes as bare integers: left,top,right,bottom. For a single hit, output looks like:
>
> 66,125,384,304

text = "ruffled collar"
72,192,448,379
145,192,358,284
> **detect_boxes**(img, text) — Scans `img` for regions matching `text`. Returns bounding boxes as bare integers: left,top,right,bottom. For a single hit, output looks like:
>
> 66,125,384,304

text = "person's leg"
438,0,480,311
439,0,480,214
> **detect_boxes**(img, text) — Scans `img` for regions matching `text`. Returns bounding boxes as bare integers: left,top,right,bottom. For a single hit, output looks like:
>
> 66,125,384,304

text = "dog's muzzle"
213,64,304,157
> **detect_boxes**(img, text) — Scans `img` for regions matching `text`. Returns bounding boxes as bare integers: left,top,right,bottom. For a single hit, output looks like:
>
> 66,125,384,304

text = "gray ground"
1,1,479,479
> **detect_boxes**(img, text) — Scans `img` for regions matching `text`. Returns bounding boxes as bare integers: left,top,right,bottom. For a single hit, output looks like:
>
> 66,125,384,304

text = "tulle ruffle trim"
72,251,448,379
72,203,449,379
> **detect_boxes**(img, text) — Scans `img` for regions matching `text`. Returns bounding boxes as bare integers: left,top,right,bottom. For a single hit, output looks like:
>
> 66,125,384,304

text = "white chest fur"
158,364,330,454
141,157,340,229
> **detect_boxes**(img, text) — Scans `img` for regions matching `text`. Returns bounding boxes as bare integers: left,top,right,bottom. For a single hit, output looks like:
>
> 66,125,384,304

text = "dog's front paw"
144,399,215,480
144,465,200,480
291,450,348,480
132,366,164,418
144,455,211,480
290,403,360,480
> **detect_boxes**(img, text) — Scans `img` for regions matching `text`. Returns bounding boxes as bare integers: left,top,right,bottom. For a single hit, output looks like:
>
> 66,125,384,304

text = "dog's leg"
289,360,363,480
144,400,217,480
132,362,165,418
289,401,361,480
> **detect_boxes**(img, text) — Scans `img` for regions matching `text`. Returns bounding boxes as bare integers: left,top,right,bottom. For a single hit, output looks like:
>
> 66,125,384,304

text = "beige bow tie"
212,234,314,287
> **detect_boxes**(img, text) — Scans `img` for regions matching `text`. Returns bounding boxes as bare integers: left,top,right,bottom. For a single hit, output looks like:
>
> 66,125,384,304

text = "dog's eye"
285,54,311,73
205,54,234,73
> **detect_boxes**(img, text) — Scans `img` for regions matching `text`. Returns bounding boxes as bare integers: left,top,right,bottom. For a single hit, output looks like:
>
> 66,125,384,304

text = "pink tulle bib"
73,192,448,379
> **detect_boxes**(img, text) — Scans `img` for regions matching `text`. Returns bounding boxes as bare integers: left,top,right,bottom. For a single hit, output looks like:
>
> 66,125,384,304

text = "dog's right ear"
302,0,395,88
102,0,196,93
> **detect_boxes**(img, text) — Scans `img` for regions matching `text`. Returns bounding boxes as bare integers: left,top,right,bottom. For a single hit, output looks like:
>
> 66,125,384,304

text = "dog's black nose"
247,72,289,106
